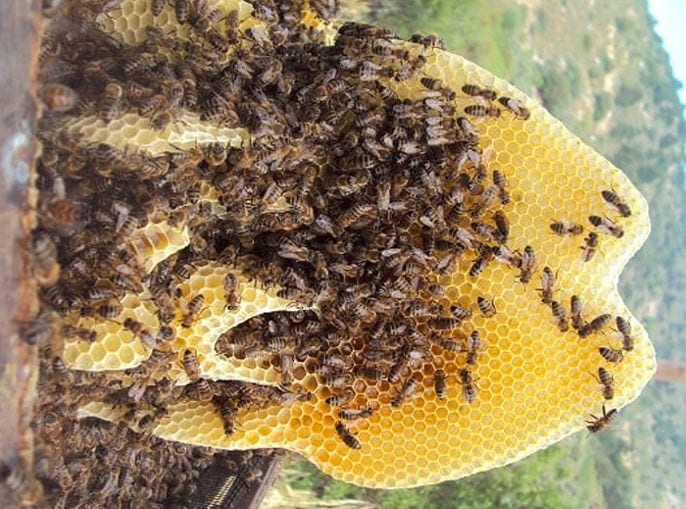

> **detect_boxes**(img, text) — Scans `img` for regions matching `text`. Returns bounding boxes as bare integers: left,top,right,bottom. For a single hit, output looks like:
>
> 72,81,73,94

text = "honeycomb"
35,0,654,492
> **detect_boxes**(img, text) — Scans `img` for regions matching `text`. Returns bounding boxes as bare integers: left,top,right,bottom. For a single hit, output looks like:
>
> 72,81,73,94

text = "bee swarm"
29,0,654,499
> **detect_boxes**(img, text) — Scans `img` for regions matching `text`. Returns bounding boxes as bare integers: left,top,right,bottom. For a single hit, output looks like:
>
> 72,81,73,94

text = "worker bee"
477,296,496,318
326,389,355,407
497,96,530,120
182,349,201,381
433,369,448,400
586,405,618,434
471,221,505,244
19,309,54,345
99,82,123,123
589,215,624,238
150,0,165,15
461,84,497,101
428,317,461,330
450,304,472,320
410,33,446,49
97,302,121,319
599,347,624,364
538,266,555,305
593,367,615,400
493,210,510,242
335,421,361,450
601,189,631,217
464,104,501,117
466,330,483,365
616,316,633,351
215,398,237,436
39,83,79,112
279,353,295,386
493,245,522,269
570,295,584,330
122,318,156,349
578,314,611,338
519,245,536,284
223,273,241,311
459,368,477,403
391,373,421,407
468,252,491,278
550,219,584,236
491,170,510,204
339,407,373,420
181,294,205,328
581,232,599,262
174,0,189,23
550,300,569,332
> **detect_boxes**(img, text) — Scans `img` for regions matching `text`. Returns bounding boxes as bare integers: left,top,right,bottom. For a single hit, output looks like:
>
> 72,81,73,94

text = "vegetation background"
271,0,686,507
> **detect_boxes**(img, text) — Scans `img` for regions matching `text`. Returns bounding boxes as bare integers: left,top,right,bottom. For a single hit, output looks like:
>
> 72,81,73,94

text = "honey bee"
601,189,631,217
181,294,205,328
339,407,373,420
581,232,599,262
497,96,530,120
578,314,612,338
391,373,421,407
589,215,624,238
461,84,497,101
122,318,156,349
98,302,121,319
326,389,355,407
550,300,569,332
586,405,617,434
616,316,633,351
477,296,496,318
223,273,241,311
39,83,79,112
411,33,446,49
388,357,409,383
150,0,164,15
182,349,201,381
538,266,555,305
468,252,491,278
434,369,447,400
355,366,387,381
32,232,59,286
492,170,510,204
593,367,615,400
466,330,483,365
449,304,472,320
550,219,584,236
335,421,361,450
395,55,426,82
174,0,189,23
519,245,536,284
19,308,54,345
459,368,477,403
428,317,461,330
99,82,123,123
570,295,584,330
215,398,237,436
464,104,501,118
599,346,624,363
494,245,522,269
471,221,505,244
61,324,97,343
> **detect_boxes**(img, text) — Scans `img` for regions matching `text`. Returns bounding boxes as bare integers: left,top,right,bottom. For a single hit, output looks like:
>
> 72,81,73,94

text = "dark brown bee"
471,222,505,244
355,366,387,381
601,190,631,217
466,330,482,365
581,232,599,262
477,296,496,318
550,219,584,236
99,82,122,123
151,0,164,15
497,96,530,120
182,349,200,381
468,253,491,278
599,347,624,364
391,373,421,407
519,245,535,284
493,210,510,242
570,295,584,330
182,294,205,328
450,304,472,320
589,215,624,238
223,273,241,311
578,314,612,338
464,104,501,117
616,316,633,351
586,405,617,434
538,267,555,305
428,317,461,330
174,0,189,23
434,369,448,400
326,389,355,407
388,357,409,383
459,368,477,403
339,407,373,420
492,170,510,204
39,83,79,112
461,84,497,100
550,300,569,332
411,33,445,49
335,421,361,450
206,143,227,167
216,399,237,436
494,245,522,268
98,303,121,319
593,367,615,400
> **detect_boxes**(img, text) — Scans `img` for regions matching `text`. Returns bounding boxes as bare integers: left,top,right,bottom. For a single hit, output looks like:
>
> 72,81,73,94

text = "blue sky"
647,0,686,107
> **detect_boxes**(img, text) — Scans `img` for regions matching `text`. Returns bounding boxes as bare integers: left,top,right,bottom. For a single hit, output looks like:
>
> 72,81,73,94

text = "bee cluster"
22,0,653,498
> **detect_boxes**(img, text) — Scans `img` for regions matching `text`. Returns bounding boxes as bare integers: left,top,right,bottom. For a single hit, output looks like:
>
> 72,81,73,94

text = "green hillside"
285,0,686,507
